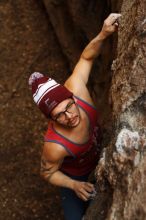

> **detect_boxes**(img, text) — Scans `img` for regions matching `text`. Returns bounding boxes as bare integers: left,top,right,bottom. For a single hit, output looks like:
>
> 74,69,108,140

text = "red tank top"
44,96,101,176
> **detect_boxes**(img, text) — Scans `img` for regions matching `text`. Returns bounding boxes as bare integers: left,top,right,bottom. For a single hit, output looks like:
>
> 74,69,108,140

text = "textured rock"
85,0,146,219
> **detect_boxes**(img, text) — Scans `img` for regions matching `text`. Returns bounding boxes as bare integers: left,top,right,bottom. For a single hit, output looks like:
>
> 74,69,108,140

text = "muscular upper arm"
66,57,93,87
40,142,68,181
65,57,94,102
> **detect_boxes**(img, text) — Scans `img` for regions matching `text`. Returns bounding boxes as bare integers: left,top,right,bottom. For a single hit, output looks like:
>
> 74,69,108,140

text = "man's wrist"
97,31,108,41
68,179,76,190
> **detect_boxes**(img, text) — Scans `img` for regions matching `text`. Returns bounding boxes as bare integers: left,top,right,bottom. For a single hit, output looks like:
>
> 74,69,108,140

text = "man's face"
50,98,80,128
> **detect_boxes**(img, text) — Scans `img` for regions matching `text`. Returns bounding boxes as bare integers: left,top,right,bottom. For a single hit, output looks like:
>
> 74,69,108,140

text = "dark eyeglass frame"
52,100,76,122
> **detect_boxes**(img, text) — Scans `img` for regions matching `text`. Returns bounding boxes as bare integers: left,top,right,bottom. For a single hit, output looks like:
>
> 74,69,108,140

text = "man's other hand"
72,180,95,201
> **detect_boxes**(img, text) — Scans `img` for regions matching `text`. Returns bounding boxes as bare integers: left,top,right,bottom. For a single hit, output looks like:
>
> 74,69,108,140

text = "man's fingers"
109,13,122,19
81,194,89,201
74,181,96,201
80,182,94,192
85,182,95,191
85,186,94,193
82,182,95,195
106,13,121,25
80,190,91,200
113,22,119,26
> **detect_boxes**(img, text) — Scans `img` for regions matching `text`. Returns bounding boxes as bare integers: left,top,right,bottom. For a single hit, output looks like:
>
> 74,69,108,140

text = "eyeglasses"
52,100,76,122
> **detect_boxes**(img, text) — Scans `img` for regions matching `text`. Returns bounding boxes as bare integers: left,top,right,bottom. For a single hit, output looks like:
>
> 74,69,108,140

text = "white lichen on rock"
115,128,140,154
95,149,106,181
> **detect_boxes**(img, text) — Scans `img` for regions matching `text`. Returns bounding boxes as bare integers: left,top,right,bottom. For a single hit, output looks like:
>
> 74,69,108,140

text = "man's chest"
62,113,91,144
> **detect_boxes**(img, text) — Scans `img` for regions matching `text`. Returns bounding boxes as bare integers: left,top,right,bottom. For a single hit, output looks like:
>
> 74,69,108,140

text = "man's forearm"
43,170,75,190
81,13,121,61
42,170,95,201
81,32,106,61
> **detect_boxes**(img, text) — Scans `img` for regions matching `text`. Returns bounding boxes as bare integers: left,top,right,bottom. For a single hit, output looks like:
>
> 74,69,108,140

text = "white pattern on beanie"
28,72,44,86
33,79,59,104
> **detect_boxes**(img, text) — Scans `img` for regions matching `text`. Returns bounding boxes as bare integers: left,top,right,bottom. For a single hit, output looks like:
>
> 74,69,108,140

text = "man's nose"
65,111,72,119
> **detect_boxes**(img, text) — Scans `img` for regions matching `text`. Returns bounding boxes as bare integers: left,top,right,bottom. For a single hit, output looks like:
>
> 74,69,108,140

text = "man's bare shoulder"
65,77,94,104
42,141,69,162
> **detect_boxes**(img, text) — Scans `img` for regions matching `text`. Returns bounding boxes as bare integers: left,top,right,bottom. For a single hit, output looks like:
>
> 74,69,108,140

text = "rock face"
85,0,146,219
0,0,145,219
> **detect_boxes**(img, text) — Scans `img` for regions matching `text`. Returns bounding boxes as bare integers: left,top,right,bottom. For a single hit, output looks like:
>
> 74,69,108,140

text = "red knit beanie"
28,72,73,117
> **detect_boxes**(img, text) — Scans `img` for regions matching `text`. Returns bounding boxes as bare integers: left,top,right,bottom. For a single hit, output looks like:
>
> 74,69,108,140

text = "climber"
29,13,121,220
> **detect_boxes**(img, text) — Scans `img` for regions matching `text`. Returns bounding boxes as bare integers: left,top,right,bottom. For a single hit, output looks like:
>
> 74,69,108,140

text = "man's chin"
65,116,80,128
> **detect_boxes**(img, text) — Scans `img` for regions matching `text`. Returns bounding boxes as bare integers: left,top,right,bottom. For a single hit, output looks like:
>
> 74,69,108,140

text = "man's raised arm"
65,13,121,87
